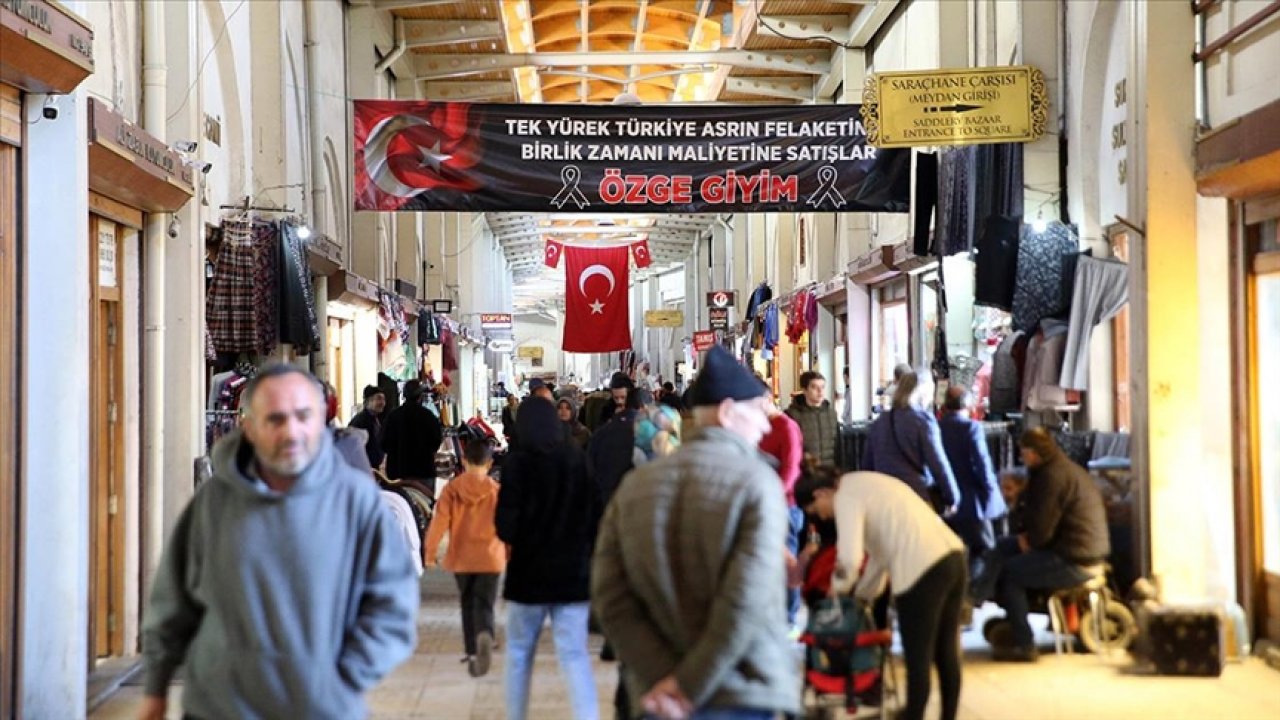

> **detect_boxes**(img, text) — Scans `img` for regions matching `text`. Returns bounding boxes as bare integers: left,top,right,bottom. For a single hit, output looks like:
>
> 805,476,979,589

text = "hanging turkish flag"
631,239,652,268
544,238,564,268
563,245,631,353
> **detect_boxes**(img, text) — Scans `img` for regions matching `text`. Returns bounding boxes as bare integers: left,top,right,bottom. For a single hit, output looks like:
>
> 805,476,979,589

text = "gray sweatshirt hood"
211,428,339,498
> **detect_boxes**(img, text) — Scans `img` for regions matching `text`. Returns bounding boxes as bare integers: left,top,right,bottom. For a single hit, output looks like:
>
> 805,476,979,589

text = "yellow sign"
644,309,685,328
516,346,544,360
862,65,1048,148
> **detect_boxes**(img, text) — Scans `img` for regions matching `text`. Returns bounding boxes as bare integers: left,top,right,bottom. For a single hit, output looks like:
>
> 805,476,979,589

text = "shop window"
1110,228,1131,431
878,280,909,389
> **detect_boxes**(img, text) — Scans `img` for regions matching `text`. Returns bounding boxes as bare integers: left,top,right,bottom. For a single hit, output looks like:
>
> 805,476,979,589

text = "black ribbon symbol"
552,165,590,209
807,165,846,208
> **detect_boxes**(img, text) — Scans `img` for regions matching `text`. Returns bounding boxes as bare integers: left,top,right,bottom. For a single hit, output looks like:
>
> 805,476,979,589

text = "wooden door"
89,215,126,660
0,99,20,717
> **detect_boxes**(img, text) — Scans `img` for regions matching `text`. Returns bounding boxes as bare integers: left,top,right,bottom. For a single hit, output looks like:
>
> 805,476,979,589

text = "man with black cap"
380,380,444,487
592,346,800,720
597,371,635,427
349,385,387,470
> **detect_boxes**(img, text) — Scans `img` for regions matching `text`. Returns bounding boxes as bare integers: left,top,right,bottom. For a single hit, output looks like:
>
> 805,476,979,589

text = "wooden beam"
725,76,814,102
757,15,851,43
420,80,512,101
628,0,651,93
403,20,504,49
414,50,833,81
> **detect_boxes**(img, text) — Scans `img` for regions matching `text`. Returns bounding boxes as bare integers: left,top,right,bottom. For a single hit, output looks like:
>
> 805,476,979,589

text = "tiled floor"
92,571,1280,720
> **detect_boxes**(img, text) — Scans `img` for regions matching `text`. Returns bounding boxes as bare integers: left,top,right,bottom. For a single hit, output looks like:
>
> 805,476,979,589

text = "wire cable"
167,0,248,124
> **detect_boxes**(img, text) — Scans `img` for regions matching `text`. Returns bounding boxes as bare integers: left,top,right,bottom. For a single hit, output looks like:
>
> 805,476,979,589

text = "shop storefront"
85,97,194,666
326,270,381,423
1197,96,1280,643
0,0,94,712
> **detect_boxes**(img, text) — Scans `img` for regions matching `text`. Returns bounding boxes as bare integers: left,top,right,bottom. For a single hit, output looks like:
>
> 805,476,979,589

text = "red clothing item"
759,412,804,504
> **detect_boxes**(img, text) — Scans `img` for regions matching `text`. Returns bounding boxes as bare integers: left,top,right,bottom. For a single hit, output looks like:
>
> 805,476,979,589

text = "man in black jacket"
380,380,443,487
348,385,386,470
991,427,1110,661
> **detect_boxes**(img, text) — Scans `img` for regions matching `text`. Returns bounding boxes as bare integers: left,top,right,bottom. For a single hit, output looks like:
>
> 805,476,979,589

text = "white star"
589,299,605,314
418,139,452,174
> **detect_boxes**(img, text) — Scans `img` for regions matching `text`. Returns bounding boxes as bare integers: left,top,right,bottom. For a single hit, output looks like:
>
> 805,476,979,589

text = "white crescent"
578,264,616,297
364,114,433,199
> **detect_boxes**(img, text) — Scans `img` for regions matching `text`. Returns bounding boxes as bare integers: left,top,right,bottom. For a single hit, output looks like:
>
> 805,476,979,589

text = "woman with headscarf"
862,368,962,515
496,398,601,720
557,397,592,450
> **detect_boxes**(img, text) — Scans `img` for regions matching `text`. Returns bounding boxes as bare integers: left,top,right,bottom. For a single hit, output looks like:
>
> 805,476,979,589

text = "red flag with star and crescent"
544,238,564,268
563,245,631,353
354,101,483,211
631,239,652,268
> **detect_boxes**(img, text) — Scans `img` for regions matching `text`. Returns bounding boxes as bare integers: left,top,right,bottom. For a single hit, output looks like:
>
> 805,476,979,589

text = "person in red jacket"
760,399,807,627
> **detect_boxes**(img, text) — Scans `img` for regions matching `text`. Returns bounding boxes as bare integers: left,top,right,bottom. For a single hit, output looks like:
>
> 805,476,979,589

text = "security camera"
172,140,198,153
167,217,181,239
197,161,212,175
42,105,58,120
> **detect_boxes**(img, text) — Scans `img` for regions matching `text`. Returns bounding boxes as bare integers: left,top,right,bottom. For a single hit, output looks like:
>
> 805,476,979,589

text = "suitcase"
1148,607,1224,677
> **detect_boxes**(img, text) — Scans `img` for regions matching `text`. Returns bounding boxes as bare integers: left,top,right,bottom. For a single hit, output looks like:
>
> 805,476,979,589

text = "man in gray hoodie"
139,365,419,720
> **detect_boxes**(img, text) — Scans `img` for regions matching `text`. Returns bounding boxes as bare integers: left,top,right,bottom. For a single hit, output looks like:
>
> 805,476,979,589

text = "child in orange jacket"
424,440,507,677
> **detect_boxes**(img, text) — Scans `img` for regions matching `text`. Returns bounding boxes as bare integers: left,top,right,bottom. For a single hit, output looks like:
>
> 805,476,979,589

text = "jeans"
455,573,499,655
785,506,805,624
994,550,1092,647
895,552,967,720
505,601,599,720
968,536,1021,605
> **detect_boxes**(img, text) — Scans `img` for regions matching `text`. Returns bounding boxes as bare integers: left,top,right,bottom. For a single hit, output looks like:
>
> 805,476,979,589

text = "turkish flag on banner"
631,239,653,268
563,245,631,353
353,101,483,211
544,238,564,268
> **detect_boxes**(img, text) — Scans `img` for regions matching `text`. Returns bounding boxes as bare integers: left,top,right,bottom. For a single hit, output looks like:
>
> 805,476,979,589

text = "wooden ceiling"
377,0,898,105
364,0,899,308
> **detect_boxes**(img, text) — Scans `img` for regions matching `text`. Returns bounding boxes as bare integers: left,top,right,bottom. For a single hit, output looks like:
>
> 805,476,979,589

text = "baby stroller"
800,546,895,720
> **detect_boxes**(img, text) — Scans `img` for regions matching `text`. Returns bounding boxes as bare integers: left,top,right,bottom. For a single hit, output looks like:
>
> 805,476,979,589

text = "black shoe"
470,632,494,677
991,643,1039,662
600,642,617,662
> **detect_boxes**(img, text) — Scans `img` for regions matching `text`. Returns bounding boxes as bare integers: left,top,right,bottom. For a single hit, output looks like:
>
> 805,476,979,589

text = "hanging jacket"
784,396,839,467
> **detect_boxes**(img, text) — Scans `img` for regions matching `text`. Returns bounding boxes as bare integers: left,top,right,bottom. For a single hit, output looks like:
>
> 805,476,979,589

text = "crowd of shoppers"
142,355,1109,720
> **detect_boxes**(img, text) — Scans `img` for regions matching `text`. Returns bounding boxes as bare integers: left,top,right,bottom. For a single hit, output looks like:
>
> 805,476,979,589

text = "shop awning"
87,99,194,213
1197,97,1280,199
848,242,933,286
328,270,380,307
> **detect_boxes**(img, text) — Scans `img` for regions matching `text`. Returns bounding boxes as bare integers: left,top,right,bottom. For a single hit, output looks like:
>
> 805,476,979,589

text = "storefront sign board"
862,65,1048,148
516,346,543,360
709,307,729,331
87,98,194,212
480,313,513,330
487,338,515,353
354,101,910,214
693,331,716,352
706,290,736,308
644,309,684,328
0,0,93,94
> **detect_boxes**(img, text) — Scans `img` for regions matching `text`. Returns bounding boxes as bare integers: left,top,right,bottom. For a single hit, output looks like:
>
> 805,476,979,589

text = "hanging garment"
207,220,279,355
804,290,819,332
1059,255,1129,390
1012,221,1079,332
913,151,939,257
762,304,779,360
418,311,440,344
973,215,1022,311
276,222,321,354
988,332,1022,414
972,143,1024,249
250,222,280,354
1023,319,1071,411
1053,249,1093,320
745,282,773,321
935,146,977,256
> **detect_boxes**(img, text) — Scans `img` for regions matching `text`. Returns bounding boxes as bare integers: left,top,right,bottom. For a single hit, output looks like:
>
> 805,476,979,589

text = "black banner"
354,101,910,214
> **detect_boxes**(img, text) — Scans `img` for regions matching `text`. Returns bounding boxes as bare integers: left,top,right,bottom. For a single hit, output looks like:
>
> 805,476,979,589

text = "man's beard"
259,445,316,478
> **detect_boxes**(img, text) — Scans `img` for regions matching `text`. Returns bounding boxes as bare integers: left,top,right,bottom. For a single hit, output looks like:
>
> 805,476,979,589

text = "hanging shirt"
1059,256,1129,390
1013,221,1079,332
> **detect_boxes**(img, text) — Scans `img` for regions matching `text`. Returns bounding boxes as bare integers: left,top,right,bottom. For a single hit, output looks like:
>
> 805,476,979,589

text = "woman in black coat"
495,397,601,720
